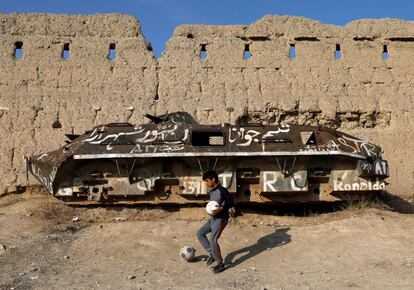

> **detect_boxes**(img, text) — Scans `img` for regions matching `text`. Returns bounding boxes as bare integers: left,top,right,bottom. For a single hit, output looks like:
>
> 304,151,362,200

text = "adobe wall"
0,13,158,194
0,13,412,200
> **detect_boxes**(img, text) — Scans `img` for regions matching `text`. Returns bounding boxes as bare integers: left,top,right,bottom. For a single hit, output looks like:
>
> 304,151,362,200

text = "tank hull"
27,113,389,204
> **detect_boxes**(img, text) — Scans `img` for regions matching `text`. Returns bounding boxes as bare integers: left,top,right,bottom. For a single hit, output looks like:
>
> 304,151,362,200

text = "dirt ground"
0,188,413,290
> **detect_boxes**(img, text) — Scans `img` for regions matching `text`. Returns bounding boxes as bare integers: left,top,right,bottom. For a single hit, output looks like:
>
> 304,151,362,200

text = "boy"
196,170,234,273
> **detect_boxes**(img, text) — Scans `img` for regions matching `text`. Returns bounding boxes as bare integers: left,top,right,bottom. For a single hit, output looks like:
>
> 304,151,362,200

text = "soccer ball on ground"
206,200,220,215
180,245,196,261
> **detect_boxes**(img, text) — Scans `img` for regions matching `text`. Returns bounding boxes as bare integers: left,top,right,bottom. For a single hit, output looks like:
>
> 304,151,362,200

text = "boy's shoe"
205,255,215,266
212,262,226,274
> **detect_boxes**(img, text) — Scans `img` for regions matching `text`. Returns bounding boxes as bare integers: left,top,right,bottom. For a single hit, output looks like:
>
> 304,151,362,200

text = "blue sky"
1,0,413,57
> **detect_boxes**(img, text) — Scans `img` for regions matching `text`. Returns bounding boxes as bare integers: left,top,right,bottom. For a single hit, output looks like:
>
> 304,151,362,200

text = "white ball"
180,245,196,261
206,200,220,215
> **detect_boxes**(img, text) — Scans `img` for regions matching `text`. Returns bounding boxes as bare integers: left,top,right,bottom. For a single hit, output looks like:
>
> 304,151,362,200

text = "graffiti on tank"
129,144,184,154
180,177,206,195
180,172,234,194
82,125,189,151
262,171,306,192
30,163,57,193
132,169,160,191
360,160,389,176
300,140,340,152
218,172,234,188
134,126,188,144
334,179,386,191
229,125,290,147
337,135,378,157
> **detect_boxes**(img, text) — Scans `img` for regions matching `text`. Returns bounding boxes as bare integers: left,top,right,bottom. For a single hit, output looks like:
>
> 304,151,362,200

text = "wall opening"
335,44,342,59
289,44,296,59
200,44,207,60
108,43,116,60
382,45,389,60
62,43,70,59
243,44,251,59
14,41,23,59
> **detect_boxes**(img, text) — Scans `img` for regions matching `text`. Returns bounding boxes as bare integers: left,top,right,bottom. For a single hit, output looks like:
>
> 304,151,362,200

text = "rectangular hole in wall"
335,44,342,59
382,45,389,60
108,43,116,60
243,44,251,59
62,43,70,59
14,41,23,59
289,44,296,59
200,44,207,60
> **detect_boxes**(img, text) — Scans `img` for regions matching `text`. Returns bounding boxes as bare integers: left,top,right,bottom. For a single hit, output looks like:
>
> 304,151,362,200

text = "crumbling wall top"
172,15,414,40
0,13,141,38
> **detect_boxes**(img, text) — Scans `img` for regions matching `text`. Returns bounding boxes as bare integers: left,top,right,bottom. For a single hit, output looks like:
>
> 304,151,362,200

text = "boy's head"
202,170,219,188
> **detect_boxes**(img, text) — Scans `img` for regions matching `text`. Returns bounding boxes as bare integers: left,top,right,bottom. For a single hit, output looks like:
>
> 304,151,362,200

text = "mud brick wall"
0,13,158,194
0,14,413,200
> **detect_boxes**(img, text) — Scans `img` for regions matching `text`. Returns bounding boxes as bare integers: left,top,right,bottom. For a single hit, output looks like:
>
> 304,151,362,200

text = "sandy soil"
0,188,413,290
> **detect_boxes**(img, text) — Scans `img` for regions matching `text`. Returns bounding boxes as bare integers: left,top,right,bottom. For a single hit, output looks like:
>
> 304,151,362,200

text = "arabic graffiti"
228,125,290,147
82,125,189,152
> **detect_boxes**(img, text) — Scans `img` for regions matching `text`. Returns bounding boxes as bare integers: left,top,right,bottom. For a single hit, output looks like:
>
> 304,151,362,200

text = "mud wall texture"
0,13,413,200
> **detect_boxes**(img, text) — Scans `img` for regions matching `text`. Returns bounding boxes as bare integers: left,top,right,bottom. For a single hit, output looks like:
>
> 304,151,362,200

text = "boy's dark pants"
196,218,228,264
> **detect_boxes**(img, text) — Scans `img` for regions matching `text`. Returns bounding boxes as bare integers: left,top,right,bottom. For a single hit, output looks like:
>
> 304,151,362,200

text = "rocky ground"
0,188,413,290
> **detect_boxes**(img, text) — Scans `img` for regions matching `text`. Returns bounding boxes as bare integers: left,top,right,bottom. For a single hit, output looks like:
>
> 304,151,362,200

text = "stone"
127,275,136,280
0,244,6,255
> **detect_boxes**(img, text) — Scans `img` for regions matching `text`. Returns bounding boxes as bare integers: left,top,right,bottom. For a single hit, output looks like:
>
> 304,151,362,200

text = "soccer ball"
180,245,196,261
206,200,220,215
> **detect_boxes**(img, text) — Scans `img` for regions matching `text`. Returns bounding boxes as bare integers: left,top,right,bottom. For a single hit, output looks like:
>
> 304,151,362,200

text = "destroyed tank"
27,112,389,204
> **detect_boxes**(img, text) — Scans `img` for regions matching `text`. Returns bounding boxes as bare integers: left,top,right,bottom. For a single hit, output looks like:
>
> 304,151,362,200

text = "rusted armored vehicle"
27,112,389,204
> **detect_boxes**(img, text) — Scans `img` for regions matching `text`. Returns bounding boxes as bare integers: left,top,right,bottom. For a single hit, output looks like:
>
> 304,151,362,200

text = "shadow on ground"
379,191,414,214
224,227,291,267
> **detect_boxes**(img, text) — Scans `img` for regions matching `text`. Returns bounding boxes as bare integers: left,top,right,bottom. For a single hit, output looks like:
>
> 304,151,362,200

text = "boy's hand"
211,206,223,215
